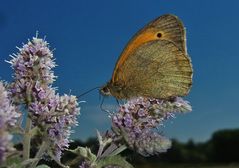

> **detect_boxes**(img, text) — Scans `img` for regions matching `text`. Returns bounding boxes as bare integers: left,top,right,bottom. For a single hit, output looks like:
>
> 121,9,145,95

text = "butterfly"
100,14,193,100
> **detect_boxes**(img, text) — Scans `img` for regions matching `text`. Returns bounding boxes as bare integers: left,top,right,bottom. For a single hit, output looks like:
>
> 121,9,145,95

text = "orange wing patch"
112,30,160,82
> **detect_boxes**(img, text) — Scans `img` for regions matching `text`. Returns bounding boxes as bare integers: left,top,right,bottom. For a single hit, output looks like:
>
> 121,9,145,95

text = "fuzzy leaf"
30,126,41,137
4,155,22,168
96,130,103,145
96,155,134,168
68,146,96,162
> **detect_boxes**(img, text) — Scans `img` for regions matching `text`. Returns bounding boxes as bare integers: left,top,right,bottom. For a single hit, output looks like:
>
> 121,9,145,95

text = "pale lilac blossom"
109,97,192,156
8,36,80,159
0,82,20,162
79,161,91,168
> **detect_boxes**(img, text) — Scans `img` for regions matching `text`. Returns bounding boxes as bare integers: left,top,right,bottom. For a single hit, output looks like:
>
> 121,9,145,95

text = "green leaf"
96,155,134,168
68,146,97,162
4,155,22,168
96,130,103,145
30,126,41,137
36,165,51,168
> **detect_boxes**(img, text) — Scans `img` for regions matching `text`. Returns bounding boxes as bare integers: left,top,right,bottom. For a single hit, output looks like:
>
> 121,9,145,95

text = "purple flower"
7,35,81,160
79,161,91,168
29,88,80,160
7,36,56,103
137,108,147,117
0,82,20,128
0,82,20,162
133,130,171,156
48,95,80,160
38,89,46,99
109,97,191,156
123,114,133,128
0,132,14,163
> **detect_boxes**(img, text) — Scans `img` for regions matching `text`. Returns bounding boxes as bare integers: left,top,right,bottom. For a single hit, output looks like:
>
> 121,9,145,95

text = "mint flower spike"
0,82,20,128
7,35,56,104
48,94,81,160
110,97,192,156
7,35,81,162
0,81,20,162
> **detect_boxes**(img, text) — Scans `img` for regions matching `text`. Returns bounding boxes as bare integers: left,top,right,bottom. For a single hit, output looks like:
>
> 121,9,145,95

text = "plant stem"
30,141,49,167
48,152,68,168
97,143,104,158
65,155,82,167
23,116,32,160
109,144,127,156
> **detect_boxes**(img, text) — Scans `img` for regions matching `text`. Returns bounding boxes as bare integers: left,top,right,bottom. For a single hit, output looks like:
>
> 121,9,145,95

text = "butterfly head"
100,84,112,97
100,82,127,99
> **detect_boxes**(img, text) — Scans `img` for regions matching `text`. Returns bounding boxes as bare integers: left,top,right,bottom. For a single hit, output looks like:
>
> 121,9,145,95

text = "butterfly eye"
100,86,111,96
102,87,109,93
157,32,162,38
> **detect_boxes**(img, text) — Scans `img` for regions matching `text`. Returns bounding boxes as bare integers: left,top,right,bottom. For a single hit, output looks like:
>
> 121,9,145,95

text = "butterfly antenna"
99,91,102,101
77,87,100,98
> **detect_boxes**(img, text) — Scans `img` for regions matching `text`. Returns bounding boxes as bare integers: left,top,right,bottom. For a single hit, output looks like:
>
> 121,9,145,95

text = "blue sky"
0,0,239,142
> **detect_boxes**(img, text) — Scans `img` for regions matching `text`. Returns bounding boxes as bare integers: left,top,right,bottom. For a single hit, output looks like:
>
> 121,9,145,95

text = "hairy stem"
65,155,82,167
23,116,32,160
30,141,49,167
48,152,68,168
109,144,127,156
97,143,105,158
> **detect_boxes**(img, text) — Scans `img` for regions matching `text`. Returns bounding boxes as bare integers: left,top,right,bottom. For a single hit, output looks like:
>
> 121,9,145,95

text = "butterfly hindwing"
116,40,192,99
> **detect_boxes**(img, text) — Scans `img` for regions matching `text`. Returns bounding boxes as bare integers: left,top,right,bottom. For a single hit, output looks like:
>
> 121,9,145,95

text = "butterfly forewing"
149,14,187,54
112,14,187,84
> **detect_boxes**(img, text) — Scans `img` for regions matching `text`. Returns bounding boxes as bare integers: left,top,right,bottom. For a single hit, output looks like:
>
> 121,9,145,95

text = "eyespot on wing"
112,14,187,83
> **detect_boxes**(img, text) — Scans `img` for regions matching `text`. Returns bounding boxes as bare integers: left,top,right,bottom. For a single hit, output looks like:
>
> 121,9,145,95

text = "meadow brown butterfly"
100,14,193,99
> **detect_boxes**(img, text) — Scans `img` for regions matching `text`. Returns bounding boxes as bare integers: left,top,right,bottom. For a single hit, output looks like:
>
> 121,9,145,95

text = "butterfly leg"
100,97,112,115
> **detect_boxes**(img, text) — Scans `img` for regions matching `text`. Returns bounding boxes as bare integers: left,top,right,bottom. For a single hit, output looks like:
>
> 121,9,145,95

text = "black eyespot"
157,32,162,38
